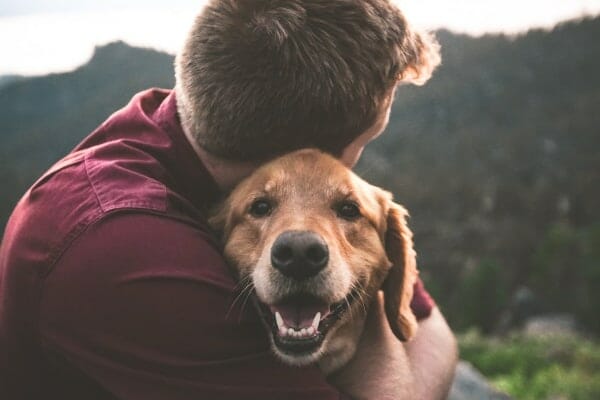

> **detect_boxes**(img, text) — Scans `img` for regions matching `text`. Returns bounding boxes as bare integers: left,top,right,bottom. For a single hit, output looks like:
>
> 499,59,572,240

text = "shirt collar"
153,90,222,211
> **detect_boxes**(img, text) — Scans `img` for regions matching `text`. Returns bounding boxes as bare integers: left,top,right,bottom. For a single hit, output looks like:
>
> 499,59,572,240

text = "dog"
209,148,419,374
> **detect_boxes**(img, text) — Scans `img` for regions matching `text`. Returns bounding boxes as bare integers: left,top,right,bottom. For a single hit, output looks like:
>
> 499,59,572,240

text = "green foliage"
451,260,510,333
532,223,600,333
437,220,600,334
459,331,600,399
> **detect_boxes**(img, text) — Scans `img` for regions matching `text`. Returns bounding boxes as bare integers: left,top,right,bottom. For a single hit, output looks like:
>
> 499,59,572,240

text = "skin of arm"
329,292,458,400
404,306,458,399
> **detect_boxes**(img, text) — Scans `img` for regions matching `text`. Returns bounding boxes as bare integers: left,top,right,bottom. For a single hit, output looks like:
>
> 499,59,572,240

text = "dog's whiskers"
237,282,256,323
349,282,369,319
231,274,252,293
226,276,255,322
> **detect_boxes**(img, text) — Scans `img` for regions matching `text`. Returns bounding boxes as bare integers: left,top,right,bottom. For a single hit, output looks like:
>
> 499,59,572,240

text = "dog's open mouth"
256,290,358,356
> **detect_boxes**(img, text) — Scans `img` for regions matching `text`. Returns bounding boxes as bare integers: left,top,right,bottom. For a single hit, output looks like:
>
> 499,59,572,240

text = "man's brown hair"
176,0,440,161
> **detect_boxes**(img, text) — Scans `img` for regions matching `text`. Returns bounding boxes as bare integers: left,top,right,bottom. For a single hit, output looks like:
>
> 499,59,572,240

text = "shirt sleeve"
39,212,347,400
410,278,436,320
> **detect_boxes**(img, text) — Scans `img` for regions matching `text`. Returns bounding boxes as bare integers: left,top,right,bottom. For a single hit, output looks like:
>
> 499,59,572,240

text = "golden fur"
210,149,418,373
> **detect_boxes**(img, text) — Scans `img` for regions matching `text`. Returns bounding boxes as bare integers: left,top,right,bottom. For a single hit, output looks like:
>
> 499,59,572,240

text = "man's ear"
382,203,419,341
398,28,441,86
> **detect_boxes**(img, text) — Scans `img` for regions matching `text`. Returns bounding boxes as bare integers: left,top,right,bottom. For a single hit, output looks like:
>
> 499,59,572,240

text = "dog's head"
210,149,418,368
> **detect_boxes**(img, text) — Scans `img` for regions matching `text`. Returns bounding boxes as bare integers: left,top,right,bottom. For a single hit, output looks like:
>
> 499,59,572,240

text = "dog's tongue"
270,302,329,329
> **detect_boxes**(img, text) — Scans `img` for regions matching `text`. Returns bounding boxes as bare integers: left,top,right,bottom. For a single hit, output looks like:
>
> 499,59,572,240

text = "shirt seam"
84,148,107,213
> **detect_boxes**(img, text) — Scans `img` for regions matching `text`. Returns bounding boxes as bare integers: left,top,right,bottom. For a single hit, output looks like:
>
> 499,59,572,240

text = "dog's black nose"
271,230,329,280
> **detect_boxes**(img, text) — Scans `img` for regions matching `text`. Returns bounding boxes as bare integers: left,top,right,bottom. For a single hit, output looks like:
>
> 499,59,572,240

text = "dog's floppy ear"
382,203,419,341
208,197,235,238
208,206,225,234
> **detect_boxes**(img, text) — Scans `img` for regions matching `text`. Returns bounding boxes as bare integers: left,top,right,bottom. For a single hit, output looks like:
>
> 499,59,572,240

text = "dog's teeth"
275,312,284,330
276,314,321,338
312,312,321,331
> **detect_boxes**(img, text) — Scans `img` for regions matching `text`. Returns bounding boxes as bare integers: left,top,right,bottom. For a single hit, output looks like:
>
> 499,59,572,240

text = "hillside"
0,75,23,89
358,18,600,333
0,41,175,225
1,18,599,333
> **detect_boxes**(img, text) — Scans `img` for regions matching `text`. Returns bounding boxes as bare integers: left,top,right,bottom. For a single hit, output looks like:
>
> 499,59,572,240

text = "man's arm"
39,213,349,400
405,307,458,399
330,292,458,400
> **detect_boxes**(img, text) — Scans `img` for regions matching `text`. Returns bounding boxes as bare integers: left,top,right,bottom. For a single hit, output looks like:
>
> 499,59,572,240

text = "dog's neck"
182,124,259,192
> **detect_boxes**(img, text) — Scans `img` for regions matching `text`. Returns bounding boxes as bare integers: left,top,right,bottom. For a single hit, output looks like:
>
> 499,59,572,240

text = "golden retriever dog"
210,149,419,374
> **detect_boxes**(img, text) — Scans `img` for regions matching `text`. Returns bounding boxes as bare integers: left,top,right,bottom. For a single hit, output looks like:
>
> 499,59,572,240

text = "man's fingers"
363,291,395,341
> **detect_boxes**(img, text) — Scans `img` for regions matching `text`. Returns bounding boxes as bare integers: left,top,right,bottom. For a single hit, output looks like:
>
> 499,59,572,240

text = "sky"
1,0,600,76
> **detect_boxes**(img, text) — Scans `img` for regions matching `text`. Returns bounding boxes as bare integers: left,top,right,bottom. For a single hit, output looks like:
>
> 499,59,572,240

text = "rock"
523,314,577,337
496,286,541,334
448,361,512,400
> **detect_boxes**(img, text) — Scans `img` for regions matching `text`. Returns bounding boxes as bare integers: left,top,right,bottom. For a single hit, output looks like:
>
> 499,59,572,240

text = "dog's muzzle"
252,230,357,358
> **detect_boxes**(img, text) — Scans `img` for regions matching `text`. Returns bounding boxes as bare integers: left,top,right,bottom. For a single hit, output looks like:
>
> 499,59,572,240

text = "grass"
458,330,600,400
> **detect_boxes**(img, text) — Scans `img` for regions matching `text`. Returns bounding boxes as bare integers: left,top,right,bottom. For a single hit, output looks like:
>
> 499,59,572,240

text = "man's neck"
182,123,258,192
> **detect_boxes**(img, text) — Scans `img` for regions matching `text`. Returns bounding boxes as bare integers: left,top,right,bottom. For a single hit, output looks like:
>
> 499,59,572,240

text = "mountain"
1,19,599,333
357,17,600,333
0,75,24,89
0,41,175,228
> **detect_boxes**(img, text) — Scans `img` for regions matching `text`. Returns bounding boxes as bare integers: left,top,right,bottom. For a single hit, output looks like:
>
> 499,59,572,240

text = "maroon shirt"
0,89,433,399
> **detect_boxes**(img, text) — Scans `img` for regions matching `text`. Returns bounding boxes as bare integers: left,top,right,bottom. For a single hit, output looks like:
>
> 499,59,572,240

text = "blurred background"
1,1,599,398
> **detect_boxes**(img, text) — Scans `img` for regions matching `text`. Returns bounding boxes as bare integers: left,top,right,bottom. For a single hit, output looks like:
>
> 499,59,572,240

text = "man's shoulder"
5,86,214,254
54,211,236,291
2,149,165,273
83,140,168,214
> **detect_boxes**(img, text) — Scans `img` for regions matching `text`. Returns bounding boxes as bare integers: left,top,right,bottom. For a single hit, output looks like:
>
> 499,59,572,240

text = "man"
0,0,457,399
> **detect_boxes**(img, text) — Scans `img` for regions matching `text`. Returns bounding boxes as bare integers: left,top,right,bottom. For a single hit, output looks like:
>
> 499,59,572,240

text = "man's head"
176,0,440,163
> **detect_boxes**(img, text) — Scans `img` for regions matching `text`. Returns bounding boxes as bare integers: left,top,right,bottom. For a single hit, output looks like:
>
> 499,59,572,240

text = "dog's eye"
249,199,273,218
335,201,361,220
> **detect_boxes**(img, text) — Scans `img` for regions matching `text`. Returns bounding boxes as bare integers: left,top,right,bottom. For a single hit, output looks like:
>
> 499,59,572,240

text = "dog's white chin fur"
269,339,326,367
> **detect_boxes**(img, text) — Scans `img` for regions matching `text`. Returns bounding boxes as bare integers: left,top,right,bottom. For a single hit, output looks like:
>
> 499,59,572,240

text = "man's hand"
329,292,458,400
